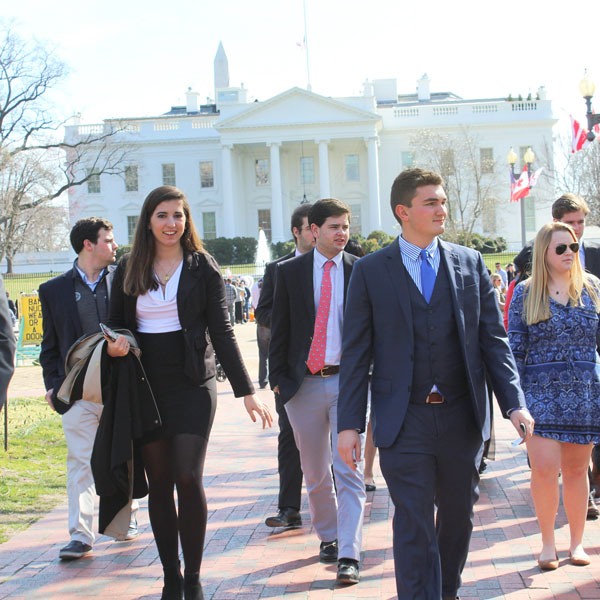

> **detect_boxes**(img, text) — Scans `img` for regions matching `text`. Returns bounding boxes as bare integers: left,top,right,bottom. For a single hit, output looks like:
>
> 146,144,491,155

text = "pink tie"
306,260,334,374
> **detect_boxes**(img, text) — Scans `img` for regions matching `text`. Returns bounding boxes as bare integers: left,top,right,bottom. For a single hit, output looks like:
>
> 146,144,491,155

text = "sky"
4,0,598,128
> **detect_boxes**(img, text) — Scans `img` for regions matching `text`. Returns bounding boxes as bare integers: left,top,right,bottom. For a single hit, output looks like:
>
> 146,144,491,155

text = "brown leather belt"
425,392,445,404
307,365,340,377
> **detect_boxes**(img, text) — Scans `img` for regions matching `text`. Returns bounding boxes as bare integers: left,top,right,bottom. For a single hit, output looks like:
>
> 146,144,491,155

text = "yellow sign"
20,294,43,346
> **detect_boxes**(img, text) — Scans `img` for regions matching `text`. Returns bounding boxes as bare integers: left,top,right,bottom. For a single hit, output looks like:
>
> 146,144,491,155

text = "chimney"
186,87,199,113
417,73,431,102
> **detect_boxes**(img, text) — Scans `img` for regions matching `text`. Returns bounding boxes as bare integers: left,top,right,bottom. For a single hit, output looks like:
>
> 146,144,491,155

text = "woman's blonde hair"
523,221,600,324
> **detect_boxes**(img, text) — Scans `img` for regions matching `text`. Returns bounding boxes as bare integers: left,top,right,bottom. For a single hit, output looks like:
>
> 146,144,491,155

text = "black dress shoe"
59,540,92,560
319,540,338,562
442,596,460,599
265,507,302,528
365,482,376,492
337,558,359,584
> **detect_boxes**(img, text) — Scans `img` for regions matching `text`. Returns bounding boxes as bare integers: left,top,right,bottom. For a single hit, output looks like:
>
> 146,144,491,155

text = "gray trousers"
285,373,366,561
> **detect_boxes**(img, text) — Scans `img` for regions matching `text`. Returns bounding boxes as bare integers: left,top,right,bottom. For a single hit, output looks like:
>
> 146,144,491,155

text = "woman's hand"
106,334,130,357
244,394,273,428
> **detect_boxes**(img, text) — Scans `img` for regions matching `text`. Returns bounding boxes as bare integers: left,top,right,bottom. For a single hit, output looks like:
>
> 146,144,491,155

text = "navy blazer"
338,238,526,448
269,249,357,403
39,265,115,413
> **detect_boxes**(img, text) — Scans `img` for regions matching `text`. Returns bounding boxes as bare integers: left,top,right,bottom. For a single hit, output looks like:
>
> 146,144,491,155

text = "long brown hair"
123,186,203,296
523,221,600,324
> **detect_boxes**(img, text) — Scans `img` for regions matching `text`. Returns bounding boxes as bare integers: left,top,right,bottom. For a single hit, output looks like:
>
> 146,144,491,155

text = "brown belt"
425,392,445,404
307,365,340,377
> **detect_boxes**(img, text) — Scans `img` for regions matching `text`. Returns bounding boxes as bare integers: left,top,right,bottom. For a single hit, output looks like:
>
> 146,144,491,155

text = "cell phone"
99,322,118,342
511,423,527,447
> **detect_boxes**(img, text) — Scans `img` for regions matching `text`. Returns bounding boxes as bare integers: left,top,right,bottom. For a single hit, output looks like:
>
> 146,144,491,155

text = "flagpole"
303,0,312,92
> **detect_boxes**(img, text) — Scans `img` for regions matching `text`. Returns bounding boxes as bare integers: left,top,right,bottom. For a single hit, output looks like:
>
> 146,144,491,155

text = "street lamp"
507,146,535,247
579,71,600,142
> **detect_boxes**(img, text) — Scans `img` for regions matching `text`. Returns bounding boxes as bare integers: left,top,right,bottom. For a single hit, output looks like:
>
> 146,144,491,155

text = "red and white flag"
528,166,544,189
571,115,590,153
510,165,530,203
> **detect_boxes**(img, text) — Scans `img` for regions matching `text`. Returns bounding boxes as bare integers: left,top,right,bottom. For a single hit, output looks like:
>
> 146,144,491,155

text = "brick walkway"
2,324,600,599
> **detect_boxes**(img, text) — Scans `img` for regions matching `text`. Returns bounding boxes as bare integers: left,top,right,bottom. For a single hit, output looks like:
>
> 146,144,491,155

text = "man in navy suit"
337,168,534,599
39,217,137,561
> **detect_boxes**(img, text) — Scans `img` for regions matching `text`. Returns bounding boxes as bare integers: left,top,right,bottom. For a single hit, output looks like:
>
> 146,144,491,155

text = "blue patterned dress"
508,282,600,444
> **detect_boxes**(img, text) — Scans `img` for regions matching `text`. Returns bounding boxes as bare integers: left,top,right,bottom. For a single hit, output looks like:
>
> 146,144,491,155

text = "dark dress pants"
256,324,270,387
274,392,303,511
378,398,483,600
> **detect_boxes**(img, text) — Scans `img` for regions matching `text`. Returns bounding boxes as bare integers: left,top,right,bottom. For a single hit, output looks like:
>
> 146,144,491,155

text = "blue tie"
420,249,435,303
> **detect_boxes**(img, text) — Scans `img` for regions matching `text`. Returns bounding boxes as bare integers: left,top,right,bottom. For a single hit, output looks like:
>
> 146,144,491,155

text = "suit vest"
406,259,469,403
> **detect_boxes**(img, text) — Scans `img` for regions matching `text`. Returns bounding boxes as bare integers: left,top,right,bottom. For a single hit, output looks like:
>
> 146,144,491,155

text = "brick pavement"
2,323,600,599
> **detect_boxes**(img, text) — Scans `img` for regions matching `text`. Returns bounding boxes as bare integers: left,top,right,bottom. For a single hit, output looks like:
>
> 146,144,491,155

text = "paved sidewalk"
2,324,600,599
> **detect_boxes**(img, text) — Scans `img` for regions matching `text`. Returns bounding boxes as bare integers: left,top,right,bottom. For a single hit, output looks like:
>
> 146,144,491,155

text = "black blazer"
254,251,296,328
269,249,357,403
515,240,600,278
109,251,254,397
0,275,15,411
39,266,115,414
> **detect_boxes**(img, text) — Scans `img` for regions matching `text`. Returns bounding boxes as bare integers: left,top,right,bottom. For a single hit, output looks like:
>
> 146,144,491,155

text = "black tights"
142,433,209,573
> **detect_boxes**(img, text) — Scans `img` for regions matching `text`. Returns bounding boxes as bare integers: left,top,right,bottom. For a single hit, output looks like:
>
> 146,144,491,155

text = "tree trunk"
6,255,13,275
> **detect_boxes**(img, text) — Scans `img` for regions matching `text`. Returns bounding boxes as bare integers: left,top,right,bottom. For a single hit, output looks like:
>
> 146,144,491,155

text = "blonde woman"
508,221,600,570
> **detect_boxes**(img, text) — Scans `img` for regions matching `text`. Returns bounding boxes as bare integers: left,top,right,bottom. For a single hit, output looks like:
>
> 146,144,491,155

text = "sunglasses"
555,242,579,255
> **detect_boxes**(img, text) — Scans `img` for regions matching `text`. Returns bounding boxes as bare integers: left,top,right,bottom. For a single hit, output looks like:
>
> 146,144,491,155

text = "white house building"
64,44,559,251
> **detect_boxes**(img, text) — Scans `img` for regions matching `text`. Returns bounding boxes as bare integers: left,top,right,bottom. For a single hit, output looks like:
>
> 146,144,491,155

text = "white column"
268,142,285,243
366,136,381,232
221,144,235,238
317,139,331,199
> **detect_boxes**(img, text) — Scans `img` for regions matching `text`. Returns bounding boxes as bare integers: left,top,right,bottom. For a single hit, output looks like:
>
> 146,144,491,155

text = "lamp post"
507,146,535,247
579,72,600,142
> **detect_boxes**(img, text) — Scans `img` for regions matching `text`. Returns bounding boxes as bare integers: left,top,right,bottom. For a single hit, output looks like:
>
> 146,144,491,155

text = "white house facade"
64,50,559,251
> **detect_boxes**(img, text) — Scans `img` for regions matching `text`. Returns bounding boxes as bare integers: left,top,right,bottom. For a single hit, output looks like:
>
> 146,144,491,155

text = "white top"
136,261,183,333
312,248,344,366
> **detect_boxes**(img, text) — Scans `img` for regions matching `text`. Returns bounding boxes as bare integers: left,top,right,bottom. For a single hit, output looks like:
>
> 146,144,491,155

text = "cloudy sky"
5,0,597,127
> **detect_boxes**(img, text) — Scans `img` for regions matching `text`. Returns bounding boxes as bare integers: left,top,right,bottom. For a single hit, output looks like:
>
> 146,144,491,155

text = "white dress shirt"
312,248,344,366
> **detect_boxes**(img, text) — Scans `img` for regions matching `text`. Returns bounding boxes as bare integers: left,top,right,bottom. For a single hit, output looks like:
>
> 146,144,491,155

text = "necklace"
154,258,182,285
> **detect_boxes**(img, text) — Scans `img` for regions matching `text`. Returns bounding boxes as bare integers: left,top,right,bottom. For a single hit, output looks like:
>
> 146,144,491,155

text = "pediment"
120,202,141,212
216,87,379,130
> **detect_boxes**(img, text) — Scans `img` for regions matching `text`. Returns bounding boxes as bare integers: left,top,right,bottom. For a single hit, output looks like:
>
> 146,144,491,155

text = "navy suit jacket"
254,251,296,329
269,249,357,403
39,265,115,413
338,238,526,448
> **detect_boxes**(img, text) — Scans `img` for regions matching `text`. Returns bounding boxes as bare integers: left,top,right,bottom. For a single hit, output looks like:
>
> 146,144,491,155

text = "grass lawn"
0,397,66,544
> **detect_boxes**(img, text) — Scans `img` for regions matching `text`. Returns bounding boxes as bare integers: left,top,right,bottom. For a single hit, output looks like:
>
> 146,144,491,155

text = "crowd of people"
0,166,596,600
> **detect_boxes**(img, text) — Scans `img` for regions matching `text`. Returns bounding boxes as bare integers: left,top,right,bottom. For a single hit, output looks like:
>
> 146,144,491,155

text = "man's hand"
338,429,361,471
45,388,55,411
509,408,535,442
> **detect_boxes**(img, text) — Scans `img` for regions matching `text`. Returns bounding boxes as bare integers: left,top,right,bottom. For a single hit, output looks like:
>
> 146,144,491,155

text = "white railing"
77,124,104,135
472,104,498,113
394,108,420,118
511,102,538,111
192,118,218,129
433,106,459,116
154,121,179,131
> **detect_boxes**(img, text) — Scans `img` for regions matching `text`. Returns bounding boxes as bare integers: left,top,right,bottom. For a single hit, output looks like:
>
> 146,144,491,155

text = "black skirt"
137,330,216,443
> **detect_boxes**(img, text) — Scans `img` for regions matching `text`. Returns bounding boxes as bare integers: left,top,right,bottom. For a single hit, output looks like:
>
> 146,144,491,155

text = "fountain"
255,228,272,277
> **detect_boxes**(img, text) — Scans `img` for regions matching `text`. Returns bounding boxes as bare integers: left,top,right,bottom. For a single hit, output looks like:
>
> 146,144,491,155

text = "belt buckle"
319,367,331,378
426,392,445,404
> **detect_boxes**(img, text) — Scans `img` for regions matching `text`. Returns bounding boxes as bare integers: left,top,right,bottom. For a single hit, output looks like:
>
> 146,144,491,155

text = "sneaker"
337,558,359,584
116,518,139,541
587,493,599,520
59,540,92,560
319,540,338,562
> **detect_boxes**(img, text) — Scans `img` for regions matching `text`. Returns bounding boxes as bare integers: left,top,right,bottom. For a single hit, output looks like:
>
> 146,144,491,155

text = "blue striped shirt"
397,235,440,293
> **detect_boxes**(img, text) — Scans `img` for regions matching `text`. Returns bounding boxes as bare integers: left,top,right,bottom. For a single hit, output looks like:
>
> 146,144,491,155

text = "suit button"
154,420,159,424
141,377,145,381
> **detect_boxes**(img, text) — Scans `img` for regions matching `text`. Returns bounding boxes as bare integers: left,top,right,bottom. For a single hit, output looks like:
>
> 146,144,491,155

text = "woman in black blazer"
107,186,272,600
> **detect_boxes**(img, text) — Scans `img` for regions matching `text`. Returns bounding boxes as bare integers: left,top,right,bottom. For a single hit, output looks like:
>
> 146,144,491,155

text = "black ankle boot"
183,571,203,600
161,561,183,600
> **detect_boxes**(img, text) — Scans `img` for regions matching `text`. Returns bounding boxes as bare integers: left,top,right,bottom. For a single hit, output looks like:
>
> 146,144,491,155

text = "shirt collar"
398,235,438,262
314,247,343,269
74,260,105,287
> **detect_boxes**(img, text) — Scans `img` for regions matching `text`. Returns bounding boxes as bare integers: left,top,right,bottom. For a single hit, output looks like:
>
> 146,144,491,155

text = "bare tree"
409,127,502,247
0,23,128,272
544,133,600,225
